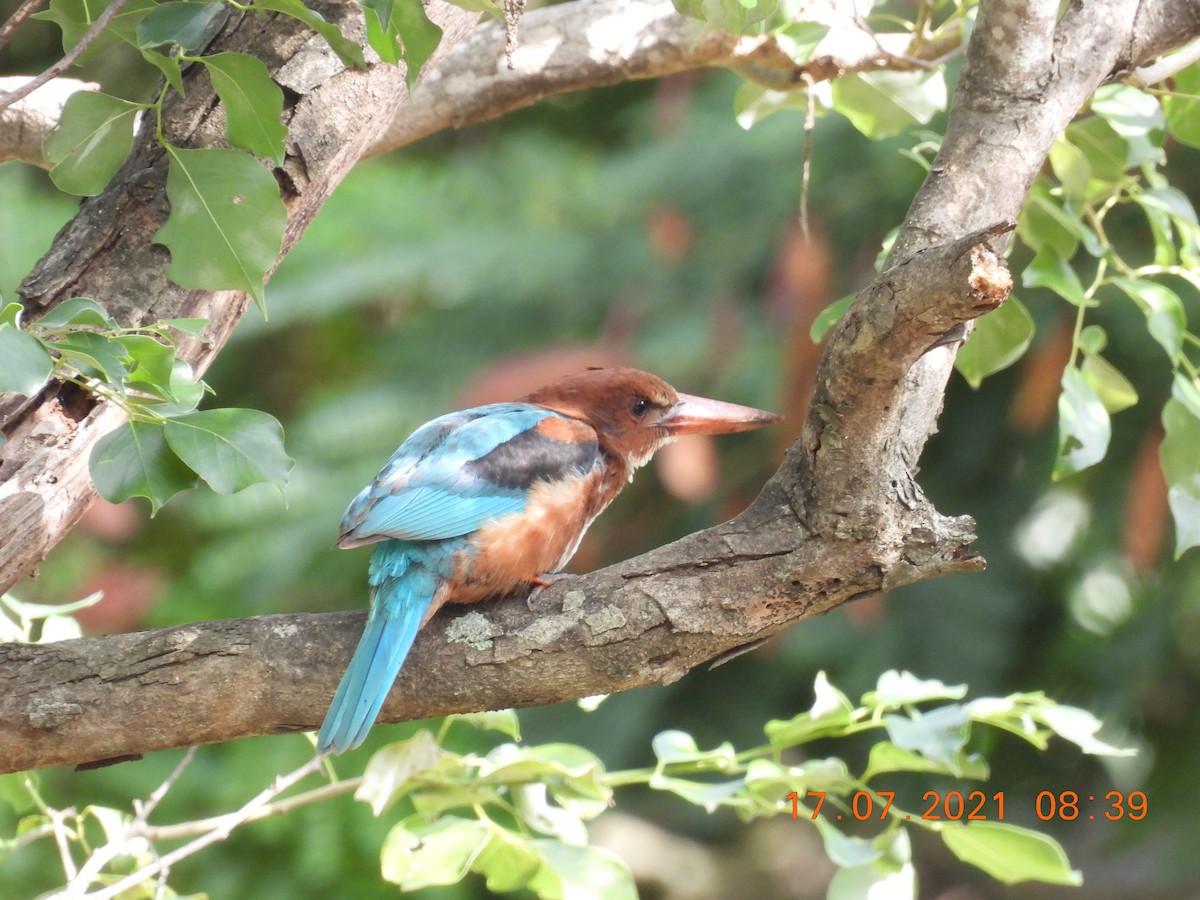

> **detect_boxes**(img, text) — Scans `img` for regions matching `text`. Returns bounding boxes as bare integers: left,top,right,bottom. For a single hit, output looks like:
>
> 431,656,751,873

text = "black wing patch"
465,425,600,491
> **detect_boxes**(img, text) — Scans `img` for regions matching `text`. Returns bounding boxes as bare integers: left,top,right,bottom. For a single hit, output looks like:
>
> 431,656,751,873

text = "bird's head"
522,367,782,470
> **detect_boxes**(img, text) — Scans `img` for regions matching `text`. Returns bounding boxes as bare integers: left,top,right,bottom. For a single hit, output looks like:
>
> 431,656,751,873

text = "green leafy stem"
0,670,1129,897
0,298,293,513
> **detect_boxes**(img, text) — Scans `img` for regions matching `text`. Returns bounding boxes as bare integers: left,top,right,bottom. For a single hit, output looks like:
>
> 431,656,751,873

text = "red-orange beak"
659,393,783,436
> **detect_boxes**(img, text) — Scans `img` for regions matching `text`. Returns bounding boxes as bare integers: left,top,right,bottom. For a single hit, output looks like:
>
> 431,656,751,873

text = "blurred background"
3,9,1200,896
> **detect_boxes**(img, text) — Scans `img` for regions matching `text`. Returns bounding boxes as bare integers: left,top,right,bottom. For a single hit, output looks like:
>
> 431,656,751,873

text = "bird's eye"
631,397,650,418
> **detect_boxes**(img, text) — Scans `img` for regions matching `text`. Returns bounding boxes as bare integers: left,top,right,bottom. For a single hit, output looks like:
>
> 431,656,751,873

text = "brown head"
522,367,782,470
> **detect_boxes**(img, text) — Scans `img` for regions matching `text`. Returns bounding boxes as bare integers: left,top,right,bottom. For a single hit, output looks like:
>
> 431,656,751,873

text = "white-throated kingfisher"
316,367,781,754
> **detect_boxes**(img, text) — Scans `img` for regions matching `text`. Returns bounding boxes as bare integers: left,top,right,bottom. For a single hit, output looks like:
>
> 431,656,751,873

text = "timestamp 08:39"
786,790,1148,822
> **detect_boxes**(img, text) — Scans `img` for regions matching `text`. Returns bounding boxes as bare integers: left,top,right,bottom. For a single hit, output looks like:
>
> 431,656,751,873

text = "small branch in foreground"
0,0,49,54
0,0,134,115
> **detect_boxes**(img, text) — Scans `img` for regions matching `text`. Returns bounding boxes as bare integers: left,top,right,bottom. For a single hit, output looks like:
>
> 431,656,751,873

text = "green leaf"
1064,117,1128,184
52,331,130,386
810,294,854,342
33,297,115,331
828,830,915,900
1090,84,1165,165
1022,248,1095,306
445,709,522,740
734,82,814,130
142,47,187,96
670,0,777,34
1161,386,1200,557
156,146,286,310
120,334,176,393
162,317,210,337
765,671,855,749
44,92,143,197
36,0,154,57
775,22,830,64
163,408,293,494
473,823,543,891
0,324,54,395
1080,352,1137,414
940,821,1081,886
1054,365,1110,479
955,297,1035,389
1111,277,1184,362
0,302,21,327
831,70,947,140
381,816,490,889
0,774,38,814
1018,180,1098,259
1163,62,1200,149
356,730,442,815
862,741,989,781
250,0,367,68
1047,137,1091,211
883,704,971,772
863,670,968,708
90,420,198,514
362,0,443,86
526,841,638,900
136,1,223,49
199,53,288,164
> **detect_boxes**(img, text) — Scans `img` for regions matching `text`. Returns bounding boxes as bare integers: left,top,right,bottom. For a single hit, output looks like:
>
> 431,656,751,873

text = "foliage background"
3,11,1200,896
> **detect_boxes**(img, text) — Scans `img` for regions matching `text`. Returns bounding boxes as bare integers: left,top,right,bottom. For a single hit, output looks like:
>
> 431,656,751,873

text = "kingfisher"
316,367,781,754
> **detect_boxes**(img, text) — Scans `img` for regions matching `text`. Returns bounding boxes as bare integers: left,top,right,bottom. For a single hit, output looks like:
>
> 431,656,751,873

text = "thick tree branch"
2,0,1200,773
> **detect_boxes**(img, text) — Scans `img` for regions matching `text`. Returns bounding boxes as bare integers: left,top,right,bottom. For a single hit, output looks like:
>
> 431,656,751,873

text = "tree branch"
2,0,1200,773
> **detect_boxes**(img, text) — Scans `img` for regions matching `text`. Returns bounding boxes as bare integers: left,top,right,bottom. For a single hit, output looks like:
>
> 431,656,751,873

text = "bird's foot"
526,573,576,610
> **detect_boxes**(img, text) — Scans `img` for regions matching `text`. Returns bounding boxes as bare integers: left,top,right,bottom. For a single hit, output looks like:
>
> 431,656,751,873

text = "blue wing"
338,403,598,547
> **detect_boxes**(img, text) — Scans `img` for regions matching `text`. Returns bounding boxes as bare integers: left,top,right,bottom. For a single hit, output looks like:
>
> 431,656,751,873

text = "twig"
139,776,362,842
75,755,325,900
1124,38,1200,88
0,0,135,115
0,0,48,54
134,747,196,824
799,71,815,241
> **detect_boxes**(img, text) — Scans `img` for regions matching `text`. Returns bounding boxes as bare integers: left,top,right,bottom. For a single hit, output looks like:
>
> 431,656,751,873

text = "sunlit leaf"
155,146,286,310
864,671,968,708
1111,277,1184,362
44,92,143,197
356,730,442,815
1090,83,1165,165
940,821,1081,886
1054,365,1110,479
445,709,521,740
200,52,288,164
1080,351,1137,414
0,325,53,395
670,0,778,34
525,840,638,900
1163,62,1200,149
810,294,854,342
1161,381,1200,557
163,408,293,494
831,69,947,139
955,297,1035,388
1048,137,1090,211
381,816,489,888
90,420,198,514
1022,249,1094,306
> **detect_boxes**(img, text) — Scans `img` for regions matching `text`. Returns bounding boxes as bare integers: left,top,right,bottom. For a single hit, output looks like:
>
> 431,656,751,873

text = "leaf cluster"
0,300,293,512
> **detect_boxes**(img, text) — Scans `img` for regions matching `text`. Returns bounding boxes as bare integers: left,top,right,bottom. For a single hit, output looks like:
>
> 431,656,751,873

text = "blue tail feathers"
317,542,438,754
